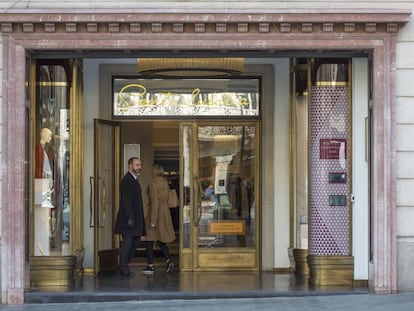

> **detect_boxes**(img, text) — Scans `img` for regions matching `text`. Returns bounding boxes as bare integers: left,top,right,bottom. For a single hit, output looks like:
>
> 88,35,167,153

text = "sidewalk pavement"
1,293,414,311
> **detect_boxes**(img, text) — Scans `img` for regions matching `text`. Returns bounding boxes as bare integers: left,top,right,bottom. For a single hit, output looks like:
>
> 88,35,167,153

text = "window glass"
34,62,70,256
113,78,260,117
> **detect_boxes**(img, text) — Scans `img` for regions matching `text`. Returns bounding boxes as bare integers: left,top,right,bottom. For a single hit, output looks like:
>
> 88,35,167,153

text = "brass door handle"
100,178,106,228
193,177,203,226
89,176,94,228
90,176,106,228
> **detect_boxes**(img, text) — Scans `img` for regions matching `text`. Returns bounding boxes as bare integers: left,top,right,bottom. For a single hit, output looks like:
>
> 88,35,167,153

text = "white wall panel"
395,2,414,290
397,152,414,178
397,70,414,97
397,238,414,290
397,42,414,69
397,97,414,124
397,179,414,206
397,124,414,151
397,207,414,236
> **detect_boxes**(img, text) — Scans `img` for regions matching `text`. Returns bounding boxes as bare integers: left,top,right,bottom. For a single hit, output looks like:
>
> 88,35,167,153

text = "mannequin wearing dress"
35,128,53,179
35,128,55,207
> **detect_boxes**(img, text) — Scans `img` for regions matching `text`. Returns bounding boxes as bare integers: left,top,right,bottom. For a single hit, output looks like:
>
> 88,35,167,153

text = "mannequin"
35,128,55,208
35,128,53,179
34,127,55,255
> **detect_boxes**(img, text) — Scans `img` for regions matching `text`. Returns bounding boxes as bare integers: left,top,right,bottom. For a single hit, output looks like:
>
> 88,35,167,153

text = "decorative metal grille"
309,86,350,256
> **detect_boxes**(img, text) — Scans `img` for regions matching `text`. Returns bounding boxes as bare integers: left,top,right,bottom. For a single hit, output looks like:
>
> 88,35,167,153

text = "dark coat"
114,172,145,237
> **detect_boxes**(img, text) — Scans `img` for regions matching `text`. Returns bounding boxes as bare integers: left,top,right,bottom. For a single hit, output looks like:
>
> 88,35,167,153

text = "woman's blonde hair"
152,163,165,177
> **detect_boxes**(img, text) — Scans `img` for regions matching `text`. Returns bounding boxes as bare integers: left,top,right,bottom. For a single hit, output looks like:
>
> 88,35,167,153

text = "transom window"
112,77,260,117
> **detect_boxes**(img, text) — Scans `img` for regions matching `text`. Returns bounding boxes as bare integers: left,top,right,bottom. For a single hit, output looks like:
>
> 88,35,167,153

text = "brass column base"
308,255,354,286
293,249,309,276
30,256,76,290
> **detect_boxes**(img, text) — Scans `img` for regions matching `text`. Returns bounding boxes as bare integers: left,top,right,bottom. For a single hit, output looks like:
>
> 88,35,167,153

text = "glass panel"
34,62,70,256
113,78,260,117
197,125,256,248
181,125,191,248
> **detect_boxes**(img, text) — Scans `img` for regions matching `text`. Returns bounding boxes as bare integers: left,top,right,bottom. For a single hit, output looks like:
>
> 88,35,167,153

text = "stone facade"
0,0,413,304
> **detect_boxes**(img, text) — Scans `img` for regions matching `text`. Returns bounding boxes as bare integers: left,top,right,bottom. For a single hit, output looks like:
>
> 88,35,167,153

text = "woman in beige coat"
142,164,176,275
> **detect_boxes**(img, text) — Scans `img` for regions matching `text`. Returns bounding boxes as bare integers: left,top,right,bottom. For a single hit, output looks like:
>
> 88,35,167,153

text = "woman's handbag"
168,189,179,208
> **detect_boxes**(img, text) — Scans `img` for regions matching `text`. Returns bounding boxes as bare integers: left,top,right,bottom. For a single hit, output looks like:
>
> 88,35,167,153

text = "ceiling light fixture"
137,57,244,78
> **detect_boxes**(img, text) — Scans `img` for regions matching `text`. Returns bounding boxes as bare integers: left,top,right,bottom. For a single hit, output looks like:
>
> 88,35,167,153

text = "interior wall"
82,59,101,269
121,122,154,206
242,59,290,270
272,59,291,269
83,58,136,269
352,58,369,280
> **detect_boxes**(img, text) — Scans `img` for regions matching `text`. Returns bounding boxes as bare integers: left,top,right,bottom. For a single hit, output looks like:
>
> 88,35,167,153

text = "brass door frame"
93,119,121,275
28,60,84,289
29,60,84,257
179,121,261,272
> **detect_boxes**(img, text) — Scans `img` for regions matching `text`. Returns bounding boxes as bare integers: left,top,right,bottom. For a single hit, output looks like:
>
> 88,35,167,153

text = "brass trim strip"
29,60,36,257
89,176,94,228
36,81,69,86
273,268,292,274
100,177,106,229
289,59,294,249
314,81,349,87
348,58,353,254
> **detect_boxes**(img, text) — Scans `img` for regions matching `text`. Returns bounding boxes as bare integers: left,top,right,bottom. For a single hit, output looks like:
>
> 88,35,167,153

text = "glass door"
180,122,259,271
93,119,120,275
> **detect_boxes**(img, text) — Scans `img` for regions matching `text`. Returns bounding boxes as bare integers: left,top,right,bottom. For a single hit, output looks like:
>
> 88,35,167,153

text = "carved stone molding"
0,21,408,34
0,10,410,35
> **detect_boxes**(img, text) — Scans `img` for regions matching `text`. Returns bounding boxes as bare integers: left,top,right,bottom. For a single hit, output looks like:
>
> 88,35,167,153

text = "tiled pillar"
307,76,354,286
309,83,351,257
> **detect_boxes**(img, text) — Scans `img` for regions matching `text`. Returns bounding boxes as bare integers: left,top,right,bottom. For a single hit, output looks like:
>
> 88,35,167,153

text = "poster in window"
329,195,347,206
320,138,347,160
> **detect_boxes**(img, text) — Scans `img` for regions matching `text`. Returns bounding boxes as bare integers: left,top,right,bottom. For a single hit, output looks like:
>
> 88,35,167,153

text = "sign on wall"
113,77,260,117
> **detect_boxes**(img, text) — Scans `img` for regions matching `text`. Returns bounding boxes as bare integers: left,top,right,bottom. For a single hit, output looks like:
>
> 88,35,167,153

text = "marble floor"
25,257,369,304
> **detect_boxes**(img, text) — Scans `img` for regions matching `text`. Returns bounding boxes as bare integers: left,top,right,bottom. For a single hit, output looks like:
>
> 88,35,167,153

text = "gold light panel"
137,58,244,78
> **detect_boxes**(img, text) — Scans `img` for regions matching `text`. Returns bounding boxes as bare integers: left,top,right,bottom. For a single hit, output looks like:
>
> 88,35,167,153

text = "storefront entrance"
0,9,408,304
92,118,260,273
26,54,369,290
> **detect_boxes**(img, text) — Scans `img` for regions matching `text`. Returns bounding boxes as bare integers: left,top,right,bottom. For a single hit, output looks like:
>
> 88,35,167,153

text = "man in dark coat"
114,157,145,277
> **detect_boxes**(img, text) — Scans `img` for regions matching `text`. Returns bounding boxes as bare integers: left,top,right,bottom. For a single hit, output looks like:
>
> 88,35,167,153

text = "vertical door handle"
99,178,106,228
89,176,94,228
